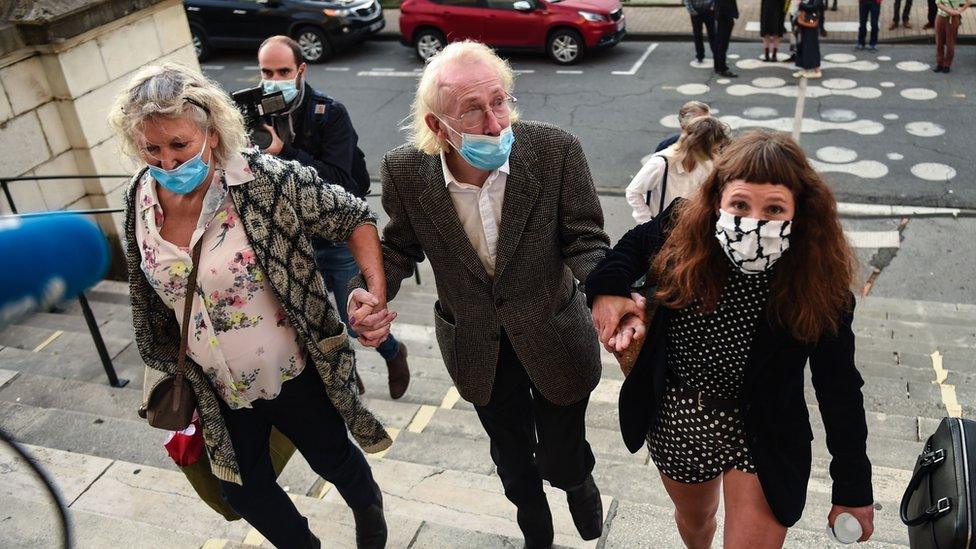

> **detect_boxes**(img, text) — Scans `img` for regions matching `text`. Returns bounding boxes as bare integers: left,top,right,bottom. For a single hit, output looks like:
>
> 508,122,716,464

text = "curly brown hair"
651,129,856,342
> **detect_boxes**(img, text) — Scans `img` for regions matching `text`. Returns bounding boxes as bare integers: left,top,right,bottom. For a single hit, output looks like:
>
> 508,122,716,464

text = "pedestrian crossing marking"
407,404,437,433
846,231,901,249
199,540,229,549
440,386,460,409
32,330,62,352
930,350,963,417
242,528,266,546
312,478,334,499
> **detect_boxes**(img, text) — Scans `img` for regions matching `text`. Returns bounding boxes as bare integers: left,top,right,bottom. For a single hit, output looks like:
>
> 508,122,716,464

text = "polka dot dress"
648,265,772,484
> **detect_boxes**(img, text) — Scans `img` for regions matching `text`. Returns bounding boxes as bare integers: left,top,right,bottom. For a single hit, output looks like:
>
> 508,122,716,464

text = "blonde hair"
108,62,248,168
678,100,711,129
673,116,730,172
409,41,519,155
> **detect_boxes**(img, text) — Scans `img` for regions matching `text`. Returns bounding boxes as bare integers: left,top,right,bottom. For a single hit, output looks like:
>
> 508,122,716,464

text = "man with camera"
256,35,410,400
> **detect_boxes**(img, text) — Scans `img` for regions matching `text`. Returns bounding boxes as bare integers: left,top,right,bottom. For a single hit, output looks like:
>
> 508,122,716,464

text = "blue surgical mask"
441,123,515,171
262,78,299,103
147,139,212,195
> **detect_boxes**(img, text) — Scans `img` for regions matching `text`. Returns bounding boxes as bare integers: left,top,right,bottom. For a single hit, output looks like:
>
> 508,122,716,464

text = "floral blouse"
135,153,306,409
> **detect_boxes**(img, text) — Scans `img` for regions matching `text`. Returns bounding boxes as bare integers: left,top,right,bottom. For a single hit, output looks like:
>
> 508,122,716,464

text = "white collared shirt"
440,152,509,277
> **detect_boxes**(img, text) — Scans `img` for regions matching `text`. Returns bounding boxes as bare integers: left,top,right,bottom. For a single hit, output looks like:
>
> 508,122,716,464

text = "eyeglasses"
441,94,518,131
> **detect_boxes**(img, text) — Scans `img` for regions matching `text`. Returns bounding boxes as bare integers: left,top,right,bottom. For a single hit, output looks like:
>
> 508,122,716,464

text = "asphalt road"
202,39,975,210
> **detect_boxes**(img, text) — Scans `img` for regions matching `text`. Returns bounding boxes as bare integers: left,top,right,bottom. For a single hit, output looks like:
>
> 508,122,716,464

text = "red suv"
399,0,624,65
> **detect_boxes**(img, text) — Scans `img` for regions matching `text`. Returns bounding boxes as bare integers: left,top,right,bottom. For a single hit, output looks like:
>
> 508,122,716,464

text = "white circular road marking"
897,61,930,72
817,146,858,163
752,77,786,88
887,153,904,160
912,163,956,181
676,83,710,95
880,81,896,88
822,78,858,90
900,88,938,100
824,53,858,63
905,121,946,137
821,109,858,122
883,113,900,120
743,107,779,118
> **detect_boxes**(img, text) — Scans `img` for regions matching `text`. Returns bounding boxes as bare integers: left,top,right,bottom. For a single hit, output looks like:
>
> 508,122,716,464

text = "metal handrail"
1,174,129,215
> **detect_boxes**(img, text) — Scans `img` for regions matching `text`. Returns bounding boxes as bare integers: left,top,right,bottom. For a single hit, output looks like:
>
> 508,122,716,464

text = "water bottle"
826,512,863,544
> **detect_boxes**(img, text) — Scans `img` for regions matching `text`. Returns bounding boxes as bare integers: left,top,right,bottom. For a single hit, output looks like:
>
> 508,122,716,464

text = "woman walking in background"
626,117,730,224
760,0,787,60
795,0,823,78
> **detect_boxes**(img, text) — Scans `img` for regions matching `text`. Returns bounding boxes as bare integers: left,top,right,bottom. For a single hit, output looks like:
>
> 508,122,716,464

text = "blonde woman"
626,116,731,224
108,63,393,548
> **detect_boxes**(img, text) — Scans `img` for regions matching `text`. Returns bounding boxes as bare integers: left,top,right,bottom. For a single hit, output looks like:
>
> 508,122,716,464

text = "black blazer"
585,201,873,526
714,0,739,19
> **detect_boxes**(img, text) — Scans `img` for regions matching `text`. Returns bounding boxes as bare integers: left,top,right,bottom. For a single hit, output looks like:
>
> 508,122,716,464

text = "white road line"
324,67,350,71
200,65,225,70
612,42,659,75
357,70,421,77
746,21,860,32
371,67,395,72
556,70,583,74
514,69,536,75
846,230,901,249
792,77,807,142
243,65,259,70
838,203,963,216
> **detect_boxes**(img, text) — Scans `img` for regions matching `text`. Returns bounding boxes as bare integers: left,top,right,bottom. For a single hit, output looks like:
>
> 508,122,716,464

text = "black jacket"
275,83,370,198
714,0,739,19
585,201,873,526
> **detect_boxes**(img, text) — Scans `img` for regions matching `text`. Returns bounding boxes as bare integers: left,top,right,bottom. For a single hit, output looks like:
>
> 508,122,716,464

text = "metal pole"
1,179,17,214
77,294,128,388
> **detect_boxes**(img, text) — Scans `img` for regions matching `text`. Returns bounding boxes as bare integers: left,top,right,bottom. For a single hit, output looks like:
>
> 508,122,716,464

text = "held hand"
828,504,875,542
348,289,396,348
607,312,647,353
591,293,647,352
261,124,283,156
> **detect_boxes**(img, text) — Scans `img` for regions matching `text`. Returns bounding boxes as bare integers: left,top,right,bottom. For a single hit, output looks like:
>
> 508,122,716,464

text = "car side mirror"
513,1,534,11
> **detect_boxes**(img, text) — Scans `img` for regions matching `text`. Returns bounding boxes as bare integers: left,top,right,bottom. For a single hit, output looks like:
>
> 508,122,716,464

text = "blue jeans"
313,240,400,361
858,1,880,46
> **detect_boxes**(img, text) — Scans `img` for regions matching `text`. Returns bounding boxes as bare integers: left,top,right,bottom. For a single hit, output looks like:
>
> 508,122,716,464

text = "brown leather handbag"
140,240,204,431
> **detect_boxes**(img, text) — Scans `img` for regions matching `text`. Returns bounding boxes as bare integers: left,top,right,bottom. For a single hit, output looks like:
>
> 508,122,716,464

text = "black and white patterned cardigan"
123,149,391,485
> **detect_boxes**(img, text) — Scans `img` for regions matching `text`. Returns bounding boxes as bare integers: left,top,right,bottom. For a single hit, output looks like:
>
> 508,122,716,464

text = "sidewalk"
379,0,976,44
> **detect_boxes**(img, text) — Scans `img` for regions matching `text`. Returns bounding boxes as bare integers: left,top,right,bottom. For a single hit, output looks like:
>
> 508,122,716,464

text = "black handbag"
900,417,976,548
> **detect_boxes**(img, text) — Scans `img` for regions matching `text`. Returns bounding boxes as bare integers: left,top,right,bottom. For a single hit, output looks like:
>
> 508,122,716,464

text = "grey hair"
678,100,711,129
108,62,247,167
409,41,519,156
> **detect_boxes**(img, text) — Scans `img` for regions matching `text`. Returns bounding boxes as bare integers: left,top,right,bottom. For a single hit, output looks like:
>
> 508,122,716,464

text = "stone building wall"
0,0,199,241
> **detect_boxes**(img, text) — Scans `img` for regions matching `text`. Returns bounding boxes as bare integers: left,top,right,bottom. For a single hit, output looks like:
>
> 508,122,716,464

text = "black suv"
185,0,385,63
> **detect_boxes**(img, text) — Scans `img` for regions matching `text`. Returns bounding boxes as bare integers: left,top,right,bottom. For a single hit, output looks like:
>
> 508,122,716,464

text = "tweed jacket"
362,121,610,406
125,149,392,485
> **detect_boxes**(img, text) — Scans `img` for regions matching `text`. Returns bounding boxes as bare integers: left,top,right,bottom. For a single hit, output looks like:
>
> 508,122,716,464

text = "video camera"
231,86,290,149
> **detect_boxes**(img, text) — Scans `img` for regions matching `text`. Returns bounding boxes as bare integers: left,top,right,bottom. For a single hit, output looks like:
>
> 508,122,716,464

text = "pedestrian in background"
589,129,876,549
795,0,824,78
713,0,740,77
761,0,787,60
924,0,938,28
933,0,971,72
626,116,730,224
890,0,913,28
686,0,718,64
655,100,712,153
857,0,882,50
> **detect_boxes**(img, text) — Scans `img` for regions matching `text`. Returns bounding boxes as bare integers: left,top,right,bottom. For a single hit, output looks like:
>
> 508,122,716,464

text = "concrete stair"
1,273,974,547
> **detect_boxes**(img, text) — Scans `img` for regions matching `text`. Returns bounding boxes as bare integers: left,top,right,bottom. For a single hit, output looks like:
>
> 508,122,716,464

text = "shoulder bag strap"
177,239,204,376
645,155,670,210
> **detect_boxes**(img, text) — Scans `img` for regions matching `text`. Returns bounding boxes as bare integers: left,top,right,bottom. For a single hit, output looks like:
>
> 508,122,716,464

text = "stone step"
346,455,613,548
0,345,146,389
0,323,132,363
857,296,976,324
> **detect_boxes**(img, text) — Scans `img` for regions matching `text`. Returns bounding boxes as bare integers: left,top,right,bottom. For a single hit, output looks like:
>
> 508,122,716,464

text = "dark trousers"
892,0,913,22
218,366,378,548
858,1,881,46
473,331,595,526
713,17,735,72
927,0,937,24
690,11,717,61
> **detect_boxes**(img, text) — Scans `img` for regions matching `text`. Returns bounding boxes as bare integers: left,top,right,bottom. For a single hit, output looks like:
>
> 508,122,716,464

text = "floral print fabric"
135,154,306,409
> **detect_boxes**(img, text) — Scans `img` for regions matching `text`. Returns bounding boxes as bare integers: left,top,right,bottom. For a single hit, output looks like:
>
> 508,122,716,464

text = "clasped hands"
590,292,649,354
347,288,397,347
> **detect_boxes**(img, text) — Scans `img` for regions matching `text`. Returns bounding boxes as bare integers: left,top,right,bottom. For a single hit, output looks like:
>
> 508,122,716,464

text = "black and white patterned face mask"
714,209,792,274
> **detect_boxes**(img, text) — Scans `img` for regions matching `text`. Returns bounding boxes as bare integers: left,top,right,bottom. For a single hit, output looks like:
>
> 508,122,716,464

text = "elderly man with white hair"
350,41,614,547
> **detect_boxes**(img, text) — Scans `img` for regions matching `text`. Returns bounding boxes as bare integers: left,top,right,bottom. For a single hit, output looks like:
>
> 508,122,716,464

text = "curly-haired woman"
587,130,874,547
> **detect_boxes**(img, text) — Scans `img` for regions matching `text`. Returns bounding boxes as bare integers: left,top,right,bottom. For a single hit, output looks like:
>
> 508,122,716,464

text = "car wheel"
414,28,446,62
190,25,211,62
295,26,332,63
547,29,584,65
